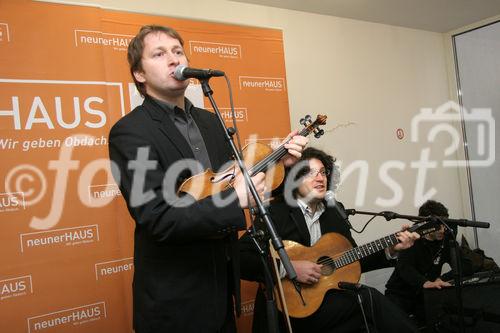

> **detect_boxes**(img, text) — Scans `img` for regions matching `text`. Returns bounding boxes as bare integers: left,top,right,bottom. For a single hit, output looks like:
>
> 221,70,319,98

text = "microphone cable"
354,286,371,333
223,74,243,156
348,214,379,234
367,287,378,333
221,74,263,232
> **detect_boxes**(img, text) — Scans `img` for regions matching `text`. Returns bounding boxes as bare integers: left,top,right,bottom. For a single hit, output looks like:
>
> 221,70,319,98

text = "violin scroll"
299,114,327,139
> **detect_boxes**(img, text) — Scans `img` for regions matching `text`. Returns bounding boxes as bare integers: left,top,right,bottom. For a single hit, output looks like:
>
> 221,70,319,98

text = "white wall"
444,17,500,266
47,0,470,289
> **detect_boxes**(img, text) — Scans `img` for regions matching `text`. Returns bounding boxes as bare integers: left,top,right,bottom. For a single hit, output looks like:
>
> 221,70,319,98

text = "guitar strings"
315,235,400,267
300,217,435,270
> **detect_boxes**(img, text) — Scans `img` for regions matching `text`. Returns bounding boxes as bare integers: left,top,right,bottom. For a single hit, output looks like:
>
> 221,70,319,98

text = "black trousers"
289,287,418,333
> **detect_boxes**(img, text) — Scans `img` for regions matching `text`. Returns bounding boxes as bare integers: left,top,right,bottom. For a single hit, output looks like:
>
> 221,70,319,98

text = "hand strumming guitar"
291,260,322,285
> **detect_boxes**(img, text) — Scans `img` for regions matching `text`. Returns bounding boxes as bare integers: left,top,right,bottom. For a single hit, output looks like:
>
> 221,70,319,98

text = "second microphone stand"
200,78,302,333
347,209,490,333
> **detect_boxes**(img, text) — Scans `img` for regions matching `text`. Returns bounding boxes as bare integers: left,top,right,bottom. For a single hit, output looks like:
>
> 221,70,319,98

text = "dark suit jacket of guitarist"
240,199,392,332
109,96,246,333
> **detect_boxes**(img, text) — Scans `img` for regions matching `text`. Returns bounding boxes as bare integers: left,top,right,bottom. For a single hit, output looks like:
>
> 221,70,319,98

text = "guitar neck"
249,126,311,176
332,220,437,269
334,232,400,268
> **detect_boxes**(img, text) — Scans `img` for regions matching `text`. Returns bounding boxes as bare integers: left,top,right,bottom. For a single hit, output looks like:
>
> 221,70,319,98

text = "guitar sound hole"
317,256,335,276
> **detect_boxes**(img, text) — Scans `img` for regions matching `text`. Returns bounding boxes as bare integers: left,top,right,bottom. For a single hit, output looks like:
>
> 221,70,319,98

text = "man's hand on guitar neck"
388,224,421,257
291,260,322,285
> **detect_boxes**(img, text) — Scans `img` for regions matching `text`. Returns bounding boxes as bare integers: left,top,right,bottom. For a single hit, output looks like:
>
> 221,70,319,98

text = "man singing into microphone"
109,25,308,333
240,147,419,332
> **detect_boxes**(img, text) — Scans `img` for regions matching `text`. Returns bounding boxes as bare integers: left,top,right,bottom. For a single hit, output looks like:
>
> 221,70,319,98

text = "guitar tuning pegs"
300,118,306,125
305,115,312,122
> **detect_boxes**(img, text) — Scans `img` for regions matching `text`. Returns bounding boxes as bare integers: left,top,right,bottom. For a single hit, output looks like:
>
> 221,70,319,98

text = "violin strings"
249,124,314,175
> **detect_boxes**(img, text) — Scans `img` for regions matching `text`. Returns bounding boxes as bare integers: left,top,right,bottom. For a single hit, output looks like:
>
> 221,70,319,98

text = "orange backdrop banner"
0,1,291,332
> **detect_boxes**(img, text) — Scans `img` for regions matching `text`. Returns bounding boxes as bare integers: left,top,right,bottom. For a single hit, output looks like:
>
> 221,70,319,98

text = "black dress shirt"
154,97,212,172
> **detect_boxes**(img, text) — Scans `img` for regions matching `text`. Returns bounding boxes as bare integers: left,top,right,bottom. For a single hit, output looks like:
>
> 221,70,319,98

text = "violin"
178,114,327,201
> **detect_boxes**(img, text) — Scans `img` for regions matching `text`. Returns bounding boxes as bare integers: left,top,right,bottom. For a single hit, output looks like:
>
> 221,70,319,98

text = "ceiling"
230,0,500,32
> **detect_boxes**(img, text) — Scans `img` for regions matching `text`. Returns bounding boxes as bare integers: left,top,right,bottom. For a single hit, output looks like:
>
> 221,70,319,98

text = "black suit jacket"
240,200,391,332
109,96,246,333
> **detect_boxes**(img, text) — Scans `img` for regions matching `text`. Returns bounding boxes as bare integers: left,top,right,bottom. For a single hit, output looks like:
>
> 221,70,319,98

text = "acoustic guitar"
276,221,440,318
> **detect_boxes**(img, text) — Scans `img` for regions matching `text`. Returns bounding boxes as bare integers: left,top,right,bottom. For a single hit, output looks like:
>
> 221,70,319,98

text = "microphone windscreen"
174,64,187,80
325,190,348,220
324,190,335,202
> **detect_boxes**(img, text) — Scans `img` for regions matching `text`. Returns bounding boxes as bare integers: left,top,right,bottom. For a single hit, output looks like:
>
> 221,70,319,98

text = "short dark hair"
127,25,184,97
418,200,449,217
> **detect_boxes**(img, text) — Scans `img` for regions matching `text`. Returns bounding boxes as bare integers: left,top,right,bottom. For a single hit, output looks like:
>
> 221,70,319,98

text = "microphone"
324,190,348,221
427,216,490,229
338,281,364,291
174,64,225,81
453,219,490,229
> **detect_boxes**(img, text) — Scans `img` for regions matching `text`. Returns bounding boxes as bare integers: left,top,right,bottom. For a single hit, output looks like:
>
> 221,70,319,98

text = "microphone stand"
338,282,371,332
347,209,490,333
200,78,302,333
444,222,465,333
247,226,282,333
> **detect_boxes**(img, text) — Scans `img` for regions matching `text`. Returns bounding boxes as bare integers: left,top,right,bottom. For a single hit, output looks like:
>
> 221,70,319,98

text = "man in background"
385,199,473,326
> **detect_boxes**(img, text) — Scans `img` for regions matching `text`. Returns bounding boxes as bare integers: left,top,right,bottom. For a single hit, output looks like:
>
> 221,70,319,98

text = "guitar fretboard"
318,221,436,270
328,233,400,269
